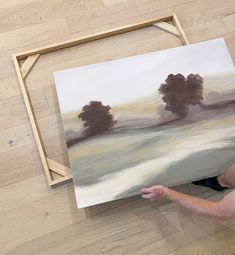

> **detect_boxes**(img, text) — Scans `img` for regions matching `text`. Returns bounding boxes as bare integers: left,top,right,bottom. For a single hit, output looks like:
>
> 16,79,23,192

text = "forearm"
162,187,223,219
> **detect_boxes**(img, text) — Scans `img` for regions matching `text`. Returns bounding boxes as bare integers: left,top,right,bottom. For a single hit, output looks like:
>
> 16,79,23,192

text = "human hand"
141,185,166,201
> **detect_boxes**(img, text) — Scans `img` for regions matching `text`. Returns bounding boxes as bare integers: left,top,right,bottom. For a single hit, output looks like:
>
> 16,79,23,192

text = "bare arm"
217,189,235,220
141,186,235,220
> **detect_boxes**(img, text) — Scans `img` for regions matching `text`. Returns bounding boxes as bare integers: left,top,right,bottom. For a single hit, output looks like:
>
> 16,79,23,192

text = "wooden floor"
1,0,235,254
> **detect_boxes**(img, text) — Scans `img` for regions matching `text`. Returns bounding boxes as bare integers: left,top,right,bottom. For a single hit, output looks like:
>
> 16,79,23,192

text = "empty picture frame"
13,13,191,186
54,38,235,208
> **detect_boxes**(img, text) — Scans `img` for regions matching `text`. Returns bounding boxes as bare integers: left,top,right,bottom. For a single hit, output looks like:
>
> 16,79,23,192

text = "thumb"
141,187,155,194
141,193,155,200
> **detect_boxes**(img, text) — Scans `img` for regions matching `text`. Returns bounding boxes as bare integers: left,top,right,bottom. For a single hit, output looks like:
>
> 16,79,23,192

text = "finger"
140,188,150,194
141,187,155,194
141,193,155,200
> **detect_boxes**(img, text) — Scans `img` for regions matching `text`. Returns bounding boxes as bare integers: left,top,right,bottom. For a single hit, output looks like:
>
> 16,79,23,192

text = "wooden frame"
13,13,189,186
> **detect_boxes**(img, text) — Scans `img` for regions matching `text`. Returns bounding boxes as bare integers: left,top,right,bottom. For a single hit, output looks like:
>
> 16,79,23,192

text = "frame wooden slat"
50,174,73,186
153,21,180,36
47,158,71,177
14,15,173,60
21,54,40,79
13,13,189,186
172,13,189,45
13,56,53,183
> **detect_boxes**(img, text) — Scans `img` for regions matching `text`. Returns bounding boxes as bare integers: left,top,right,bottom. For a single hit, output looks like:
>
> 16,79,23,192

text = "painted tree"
78,101,116,136
158,73,204,118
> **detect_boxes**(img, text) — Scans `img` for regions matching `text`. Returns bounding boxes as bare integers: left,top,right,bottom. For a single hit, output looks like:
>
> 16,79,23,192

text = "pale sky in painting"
54,38,234,113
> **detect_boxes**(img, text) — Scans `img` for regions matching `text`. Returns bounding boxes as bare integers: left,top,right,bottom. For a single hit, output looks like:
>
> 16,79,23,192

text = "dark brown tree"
158,73,204,118
78,101,116,136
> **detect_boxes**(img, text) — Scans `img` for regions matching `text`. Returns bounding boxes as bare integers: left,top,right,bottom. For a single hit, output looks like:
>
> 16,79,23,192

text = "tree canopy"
158,74,204,118
78,101,116,136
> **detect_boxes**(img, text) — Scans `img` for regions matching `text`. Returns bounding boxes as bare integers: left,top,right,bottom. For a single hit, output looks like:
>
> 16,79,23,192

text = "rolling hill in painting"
61,72,235,208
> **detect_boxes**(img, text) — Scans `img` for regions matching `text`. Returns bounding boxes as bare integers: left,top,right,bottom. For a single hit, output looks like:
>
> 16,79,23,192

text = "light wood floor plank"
0,0,235,254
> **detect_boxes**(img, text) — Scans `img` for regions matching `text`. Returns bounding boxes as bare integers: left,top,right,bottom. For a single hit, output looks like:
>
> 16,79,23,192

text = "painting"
54,38,235,208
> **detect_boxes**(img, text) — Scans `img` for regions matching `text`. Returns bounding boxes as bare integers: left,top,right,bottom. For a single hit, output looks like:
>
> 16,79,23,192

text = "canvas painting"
54,38,235,208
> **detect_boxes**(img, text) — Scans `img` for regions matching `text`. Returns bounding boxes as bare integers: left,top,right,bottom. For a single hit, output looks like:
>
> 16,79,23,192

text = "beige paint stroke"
75,124,235,208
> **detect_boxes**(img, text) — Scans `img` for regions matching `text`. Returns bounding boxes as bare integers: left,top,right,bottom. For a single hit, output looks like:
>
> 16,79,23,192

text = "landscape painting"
54,38,235,208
